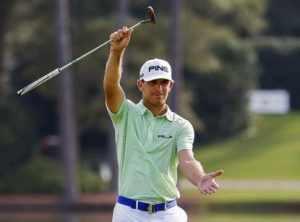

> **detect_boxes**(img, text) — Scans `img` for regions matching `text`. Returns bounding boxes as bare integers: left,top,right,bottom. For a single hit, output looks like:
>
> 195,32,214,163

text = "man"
103,26,223,222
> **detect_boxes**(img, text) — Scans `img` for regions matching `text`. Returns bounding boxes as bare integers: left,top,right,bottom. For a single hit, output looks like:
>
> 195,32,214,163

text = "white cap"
139,58,173,81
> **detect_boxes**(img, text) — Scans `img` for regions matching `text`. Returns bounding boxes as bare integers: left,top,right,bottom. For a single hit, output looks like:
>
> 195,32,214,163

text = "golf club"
17,6,156,96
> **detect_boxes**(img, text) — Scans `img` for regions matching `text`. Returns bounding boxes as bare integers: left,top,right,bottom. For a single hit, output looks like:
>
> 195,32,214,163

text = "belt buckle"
147,203,154,213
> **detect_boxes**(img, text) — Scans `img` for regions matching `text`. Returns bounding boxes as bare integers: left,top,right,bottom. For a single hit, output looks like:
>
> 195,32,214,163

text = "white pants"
112,203,188,222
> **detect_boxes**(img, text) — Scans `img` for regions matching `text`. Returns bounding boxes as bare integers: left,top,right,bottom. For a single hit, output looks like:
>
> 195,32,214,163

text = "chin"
155,99,166,106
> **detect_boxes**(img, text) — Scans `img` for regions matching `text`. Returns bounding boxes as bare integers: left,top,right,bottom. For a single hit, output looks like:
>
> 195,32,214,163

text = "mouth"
153,93,163,98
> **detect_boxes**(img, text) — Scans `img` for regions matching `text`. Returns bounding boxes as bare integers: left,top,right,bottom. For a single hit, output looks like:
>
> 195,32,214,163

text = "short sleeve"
176,121,194,152
105,98,128,125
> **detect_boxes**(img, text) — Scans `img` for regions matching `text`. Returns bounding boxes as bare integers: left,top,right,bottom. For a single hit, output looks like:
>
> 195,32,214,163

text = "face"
137,79,174,108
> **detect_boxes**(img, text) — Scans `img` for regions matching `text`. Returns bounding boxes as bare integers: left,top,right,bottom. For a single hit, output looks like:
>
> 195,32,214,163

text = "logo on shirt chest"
158,135,173,139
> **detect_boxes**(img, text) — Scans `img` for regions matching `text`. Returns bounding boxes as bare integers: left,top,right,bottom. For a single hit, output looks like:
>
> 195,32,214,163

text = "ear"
137,79,143,92
168,81,175,91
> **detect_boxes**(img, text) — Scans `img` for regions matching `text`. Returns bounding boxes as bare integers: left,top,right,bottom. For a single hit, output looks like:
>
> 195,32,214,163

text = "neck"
142,100,167,117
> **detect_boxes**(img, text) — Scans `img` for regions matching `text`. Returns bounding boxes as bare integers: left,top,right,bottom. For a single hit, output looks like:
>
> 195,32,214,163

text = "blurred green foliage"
0,156,106,193
0,99,36,177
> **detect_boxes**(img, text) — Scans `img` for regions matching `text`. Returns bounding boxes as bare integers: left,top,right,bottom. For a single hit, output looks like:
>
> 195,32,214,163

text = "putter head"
147,6,156,25
141,6,157,24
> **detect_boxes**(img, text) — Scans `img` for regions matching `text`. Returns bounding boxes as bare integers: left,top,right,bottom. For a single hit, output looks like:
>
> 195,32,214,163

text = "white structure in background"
99,162,112,183
249,89,290,114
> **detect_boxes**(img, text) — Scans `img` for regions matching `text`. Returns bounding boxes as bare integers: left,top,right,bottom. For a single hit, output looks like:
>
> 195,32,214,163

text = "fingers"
197,170,223,196
210,169,224,179
201,189,214,195
110,26,131,42
200,183,219,195
109,27,132,51
212,183,219,189
110,31,122,41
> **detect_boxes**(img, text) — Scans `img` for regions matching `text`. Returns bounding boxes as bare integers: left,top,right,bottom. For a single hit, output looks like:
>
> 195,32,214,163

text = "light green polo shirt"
107,99,194,202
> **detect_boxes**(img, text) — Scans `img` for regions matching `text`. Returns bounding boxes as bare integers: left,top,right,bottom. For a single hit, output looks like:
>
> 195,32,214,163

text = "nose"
153,82,163,92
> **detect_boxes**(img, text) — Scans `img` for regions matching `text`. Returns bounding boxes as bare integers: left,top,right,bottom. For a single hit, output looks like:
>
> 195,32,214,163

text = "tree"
257,0,300,109
169,0,183,113
182,0,268,141
0,0,15,97
56,0,79,203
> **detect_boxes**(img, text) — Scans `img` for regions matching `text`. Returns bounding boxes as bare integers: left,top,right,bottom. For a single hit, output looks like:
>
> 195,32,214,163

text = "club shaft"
17,21,144,96
59,21,142,72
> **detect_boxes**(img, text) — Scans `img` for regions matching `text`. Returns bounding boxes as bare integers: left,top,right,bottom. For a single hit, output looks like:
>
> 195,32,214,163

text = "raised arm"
103,27,132,113
178,149,223,195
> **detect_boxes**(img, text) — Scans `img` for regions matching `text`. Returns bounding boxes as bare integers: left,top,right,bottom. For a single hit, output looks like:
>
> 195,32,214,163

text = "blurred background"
0,0,300,221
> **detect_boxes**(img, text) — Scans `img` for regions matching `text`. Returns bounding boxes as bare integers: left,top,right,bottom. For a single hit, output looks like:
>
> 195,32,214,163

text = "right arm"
103,27,132,113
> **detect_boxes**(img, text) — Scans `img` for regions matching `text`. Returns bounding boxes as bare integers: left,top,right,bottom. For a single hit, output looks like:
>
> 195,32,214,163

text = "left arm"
178,149,223,195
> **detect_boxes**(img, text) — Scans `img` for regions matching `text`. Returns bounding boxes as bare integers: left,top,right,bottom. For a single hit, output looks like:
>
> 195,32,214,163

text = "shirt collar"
137,100,174,122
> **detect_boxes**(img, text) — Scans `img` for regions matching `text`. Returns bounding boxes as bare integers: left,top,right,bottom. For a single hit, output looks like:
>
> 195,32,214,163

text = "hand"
110,26,132,52
197,170,223,195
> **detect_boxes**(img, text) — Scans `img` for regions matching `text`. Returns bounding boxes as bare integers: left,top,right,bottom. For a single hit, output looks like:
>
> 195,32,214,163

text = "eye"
161,80,170,85
147,80,156,86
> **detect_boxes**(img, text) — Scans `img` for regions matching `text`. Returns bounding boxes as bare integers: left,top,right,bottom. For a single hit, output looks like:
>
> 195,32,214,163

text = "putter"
17,6,156,96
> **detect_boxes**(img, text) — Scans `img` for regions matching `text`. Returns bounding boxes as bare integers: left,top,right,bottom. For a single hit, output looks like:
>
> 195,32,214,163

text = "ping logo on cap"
139,58,173,81
148,66,169,73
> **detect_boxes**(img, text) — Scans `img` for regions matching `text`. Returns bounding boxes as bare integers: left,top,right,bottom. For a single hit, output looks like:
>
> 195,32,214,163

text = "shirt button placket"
145,115,154,147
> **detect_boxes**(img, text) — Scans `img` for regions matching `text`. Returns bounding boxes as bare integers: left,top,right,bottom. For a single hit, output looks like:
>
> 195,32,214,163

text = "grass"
182,112,300,207
194,112,300,180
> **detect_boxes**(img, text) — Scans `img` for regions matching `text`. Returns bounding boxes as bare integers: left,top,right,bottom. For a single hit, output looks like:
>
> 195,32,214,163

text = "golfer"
104,27,223,222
